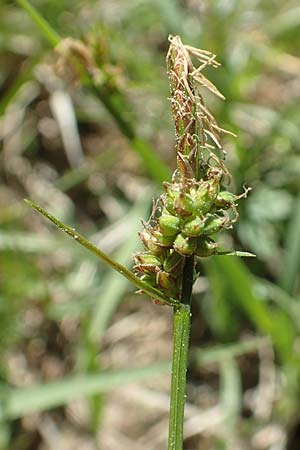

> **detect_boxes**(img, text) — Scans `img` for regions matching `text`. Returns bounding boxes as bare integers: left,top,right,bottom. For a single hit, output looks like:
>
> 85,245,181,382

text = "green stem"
181,257,194,306
168,303,191,450
168,256,194,449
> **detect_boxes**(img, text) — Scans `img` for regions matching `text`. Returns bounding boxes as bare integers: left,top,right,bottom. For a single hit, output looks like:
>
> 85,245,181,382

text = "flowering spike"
133,36,251,302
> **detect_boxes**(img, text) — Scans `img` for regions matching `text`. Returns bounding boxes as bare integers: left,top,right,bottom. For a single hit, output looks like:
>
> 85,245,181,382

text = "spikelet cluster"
133,36,248,301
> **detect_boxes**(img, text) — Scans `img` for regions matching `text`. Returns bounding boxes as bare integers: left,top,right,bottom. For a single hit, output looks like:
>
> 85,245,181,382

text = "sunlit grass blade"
89,89,171,183
5,362,171,420
216,250,256,257
220,357,241,439
206,257,273,333
256,279,300,328
6,336,269,421
24,199,178,306
131,138,171,183
191,336,269,366
0,231,60,253
16,0,60,46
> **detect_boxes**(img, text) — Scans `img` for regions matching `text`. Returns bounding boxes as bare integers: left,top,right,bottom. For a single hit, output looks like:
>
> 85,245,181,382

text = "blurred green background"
1,0,300,449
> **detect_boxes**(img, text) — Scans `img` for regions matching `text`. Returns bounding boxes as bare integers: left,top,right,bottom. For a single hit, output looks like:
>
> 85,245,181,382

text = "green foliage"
1,0,300,449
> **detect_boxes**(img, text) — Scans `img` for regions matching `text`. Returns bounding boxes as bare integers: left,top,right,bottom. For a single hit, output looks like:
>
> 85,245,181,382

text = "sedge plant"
26,35,253,450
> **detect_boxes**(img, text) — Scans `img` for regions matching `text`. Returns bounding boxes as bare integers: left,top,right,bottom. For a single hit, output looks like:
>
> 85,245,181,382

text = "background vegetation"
1,0,300,449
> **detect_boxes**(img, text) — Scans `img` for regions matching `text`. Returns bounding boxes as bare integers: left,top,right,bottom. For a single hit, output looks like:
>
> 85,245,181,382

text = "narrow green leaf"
205,257,296,361
88,194,151,340
0,231,60,253
24,199,178,307
279,191,300,295
132,138,171,183
220,358,241,435
256,279,300,329
16,0,61,47
216,250,256,257
4,334,266,425
206,257,273,333
5,363,171,419
191,336,269,366
268,5,300,36
202,257,240,339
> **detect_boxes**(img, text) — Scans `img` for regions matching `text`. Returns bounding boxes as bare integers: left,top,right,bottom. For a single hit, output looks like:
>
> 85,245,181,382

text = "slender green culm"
168,305,191,450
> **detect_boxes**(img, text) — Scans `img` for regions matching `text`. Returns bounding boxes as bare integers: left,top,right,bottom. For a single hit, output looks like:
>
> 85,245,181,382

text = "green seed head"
202,214,229,236
173,233,197,256
133,251,162,275
139,229,164,255
156,270,177,297
134,252,162,267
134,37,250,304
195,238,218,257
216,191,237,208
163,250,184,273
153,230,175,248
164,183,194,217
193,185,214,215
174,190,194,217
158,214,181,237
164,183,181,215
181,215,205,237
140,273,157,285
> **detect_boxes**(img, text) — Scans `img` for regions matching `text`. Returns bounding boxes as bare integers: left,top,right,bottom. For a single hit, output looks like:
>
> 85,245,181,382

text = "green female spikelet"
133,35,249,301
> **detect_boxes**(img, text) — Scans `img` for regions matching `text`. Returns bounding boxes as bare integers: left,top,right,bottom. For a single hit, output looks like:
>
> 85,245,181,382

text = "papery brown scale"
167,36,197,168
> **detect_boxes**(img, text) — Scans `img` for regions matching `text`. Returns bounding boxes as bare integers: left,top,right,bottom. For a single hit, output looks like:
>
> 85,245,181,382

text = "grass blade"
220,358,241,442
205,256,296,362
191,336,269,367
5,362,171,419
216,250,256,257
279,191,300,295
16,0,60,46
24,199,178,307
88,194,151,340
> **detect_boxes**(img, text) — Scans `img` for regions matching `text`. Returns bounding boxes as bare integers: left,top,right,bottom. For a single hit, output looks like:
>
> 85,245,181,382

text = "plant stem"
168,303,191,450
181,257,194,306
168,256,193,450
